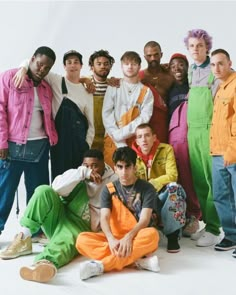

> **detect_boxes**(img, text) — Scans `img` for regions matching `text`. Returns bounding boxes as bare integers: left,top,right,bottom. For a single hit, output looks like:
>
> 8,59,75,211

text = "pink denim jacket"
0,68,58,149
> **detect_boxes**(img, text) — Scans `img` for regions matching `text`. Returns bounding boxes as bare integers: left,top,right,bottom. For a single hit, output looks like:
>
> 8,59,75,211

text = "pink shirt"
0,68,58,149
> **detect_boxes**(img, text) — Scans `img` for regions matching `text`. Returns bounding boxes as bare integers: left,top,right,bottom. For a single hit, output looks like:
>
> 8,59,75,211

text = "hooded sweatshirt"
132,140,178,192
52,164,118,208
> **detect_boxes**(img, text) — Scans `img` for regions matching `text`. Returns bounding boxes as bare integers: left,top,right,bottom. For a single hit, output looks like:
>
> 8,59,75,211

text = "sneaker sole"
0,249,32,260
20,264,56,283
196,241,218,247
167,248,180,253
215,245,236,251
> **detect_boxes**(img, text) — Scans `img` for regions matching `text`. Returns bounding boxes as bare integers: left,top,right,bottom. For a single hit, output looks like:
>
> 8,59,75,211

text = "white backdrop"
0,0,236,77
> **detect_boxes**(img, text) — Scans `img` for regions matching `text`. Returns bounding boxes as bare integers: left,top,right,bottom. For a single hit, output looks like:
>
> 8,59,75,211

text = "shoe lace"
6,234,22,250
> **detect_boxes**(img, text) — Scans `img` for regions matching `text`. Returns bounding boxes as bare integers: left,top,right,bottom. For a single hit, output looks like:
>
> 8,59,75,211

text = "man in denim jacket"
0,46,58,236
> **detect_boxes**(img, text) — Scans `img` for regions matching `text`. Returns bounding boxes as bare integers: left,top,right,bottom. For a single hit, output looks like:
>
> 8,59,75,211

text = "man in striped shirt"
88,50,115,151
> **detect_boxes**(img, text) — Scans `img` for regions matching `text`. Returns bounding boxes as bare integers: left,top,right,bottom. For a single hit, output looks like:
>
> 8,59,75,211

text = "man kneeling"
76,147,159,280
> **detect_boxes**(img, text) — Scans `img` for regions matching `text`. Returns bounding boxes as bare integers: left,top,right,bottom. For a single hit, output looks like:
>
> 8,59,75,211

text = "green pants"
20,184,91,268
187,81,221,235
188,127,220,235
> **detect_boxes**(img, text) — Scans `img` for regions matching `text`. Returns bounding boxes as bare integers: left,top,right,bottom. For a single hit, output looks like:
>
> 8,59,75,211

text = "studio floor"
0,180,235,295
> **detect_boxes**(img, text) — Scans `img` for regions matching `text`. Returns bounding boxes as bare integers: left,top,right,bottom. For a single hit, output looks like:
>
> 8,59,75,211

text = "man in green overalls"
184,29,221,246
0,149,117,283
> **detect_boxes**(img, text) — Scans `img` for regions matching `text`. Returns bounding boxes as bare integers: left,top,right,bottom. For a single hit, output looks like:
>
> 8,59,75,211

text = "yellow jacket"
210,72,236,164
135,143,178,192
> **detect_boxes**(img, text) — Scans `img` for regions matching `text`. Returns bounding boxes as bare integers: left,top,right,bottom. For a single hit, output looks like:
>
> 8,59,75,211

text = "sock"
20,227,32,238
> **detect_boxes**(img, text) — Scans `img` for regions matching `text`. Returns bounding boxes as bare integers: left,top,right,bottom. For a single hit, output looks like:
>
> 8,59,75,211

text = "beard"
94,70,109,79
149,60,160,68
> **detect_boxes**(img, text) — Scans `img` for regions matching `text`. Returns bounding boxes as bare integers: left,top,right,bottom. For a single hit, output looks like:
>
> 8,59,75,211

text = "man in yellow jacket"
210,49,236,257
132,123,186,253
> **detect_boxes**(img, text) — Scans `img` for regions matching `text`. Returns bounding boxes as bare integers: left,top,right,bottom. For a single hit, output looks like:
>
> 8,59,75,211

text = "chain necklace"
124,81,139,95
119,182,136,201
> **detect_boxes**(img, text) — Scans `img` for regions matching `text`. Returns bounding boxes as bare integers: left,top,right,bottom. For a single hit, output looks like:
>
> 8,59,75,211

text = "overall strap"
207,72,215,88
106,182,129,213
106,182,116,195
188,66,214,89
137,85,148,105
61,77,68,95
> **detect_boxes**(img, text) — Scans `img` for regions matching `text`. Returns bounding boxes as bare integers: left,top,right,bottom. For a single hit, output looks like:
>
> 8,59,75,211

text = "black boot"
167,230,180,253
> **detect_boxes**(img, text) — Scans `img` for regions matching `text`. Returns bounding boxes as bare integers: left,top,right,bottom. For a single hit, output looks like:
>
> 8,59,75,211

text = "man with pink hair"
184,29,221,246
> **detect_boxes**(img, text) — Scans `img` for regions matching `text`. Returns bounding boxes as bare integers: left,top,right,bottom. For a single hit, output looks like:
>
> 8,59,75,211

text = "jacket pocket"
10,86,29,105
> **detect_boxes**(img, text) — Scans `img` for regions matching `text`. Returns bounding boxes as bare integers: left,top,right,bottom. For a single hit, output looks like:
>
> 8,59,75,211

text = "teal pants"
188,127,220,235
20,184,91,268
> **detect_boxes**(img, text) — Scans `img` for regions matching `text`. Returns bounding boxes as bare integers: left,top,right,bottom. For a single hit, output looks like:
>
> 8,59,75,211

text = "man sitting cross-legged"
76,147,160,280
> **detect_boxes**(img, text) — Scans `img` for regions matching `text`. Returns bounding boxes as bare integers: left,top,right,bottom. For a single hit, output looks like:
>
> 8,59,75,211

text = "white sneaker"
80,260,104,280
191,228,206,241
196,231,220,247
135,255,160,273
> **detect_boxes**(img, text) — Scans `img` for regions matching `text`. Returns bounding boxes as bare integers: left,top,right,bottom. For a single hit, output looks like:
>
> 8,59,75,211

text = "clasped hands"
108,235,133,257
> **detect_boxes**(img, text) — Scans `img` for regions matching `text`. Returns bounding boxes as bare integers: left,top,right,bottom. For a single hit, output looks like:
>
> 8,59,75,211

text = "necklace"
124,81,139,95
120,183,136,200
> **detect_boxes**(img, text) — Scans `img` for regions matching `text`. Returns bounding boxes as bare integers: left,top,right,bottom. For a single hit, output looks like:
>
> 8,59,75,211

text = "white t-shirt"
44,72,94,147
28,87,47,140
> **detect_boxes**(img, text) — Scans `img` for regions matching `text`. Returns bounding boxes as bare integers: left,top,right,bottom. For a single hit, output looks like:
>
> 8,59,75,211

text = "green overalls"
20,183,91,268
187,70,220,235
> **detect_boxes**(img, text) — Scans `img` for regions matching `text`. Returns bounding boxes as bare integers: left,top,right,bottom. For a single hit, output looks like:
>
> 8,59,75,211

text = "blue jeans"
158,183,186,235
0,144,50,233
212,156,236,242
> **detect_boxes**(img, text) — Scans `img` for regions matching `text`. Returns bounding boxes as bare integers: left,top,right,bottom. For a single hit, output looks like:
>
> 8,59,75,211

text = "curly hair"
184,29,213,54
89,49,115,67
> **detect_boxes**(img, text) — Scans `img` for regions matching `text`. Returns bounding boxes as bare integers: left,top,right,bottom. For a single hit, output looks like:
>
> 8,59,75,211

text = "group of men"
0,27,236,283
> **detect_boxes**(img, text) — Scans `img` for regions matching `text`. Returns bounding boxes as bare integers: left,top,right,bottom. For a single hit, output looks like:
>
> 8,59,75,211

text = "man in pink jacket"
0,46,58,237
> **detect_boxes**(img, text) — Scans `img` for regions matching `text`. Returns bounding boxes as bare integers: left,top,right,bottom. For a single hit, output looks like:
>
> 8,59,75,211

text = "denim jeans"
0,143,50,233
212,156,236,242
158,183,186,235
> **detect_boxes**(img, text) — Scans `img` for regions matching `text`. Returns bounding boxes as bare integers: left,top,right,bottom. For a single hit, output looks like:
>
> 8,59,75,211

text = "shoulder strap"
137,85,148,105
106,182,116,195
188,66,215,88
61,77,68,95
207,72,214,84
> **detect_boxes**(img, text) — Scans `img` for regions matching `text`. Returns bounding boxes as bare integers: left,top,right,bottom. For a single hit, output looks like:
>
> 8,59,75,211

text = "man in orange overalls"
76,147,159,280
